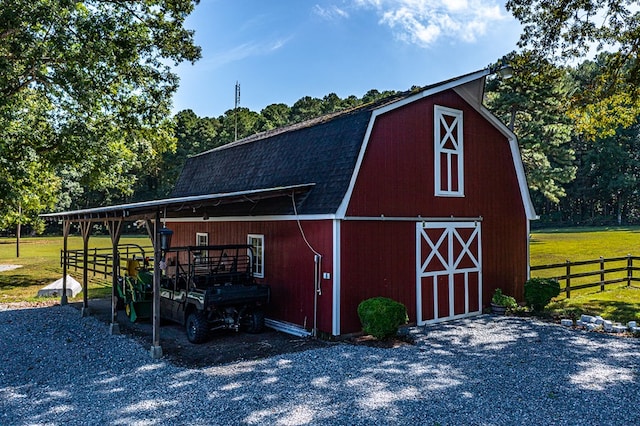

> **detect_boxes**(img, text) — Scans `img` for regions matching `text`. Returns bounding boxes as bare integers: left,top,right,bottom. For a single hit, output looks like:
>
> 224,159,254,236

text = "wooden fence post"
565,260,571,298
600,256,605,292
627,254,632,287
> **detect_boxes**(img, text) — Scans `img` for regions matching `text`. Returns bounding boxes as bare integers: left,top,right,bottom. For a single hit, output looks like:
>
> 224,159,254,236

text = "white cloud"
354,0,507,46
313,4,350,20
211,38,291,68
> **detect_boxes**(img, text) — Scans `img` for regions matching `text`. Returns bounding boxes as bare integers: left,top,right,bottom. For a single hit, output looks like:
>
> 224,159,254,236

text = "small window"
434,105,464,197
195,232,208,262
247,234,264,278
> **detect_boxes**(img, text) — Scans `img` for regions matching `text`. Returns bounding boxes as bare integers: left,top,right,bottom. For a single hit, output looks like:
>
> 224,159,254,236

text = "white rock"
581,315,596,323
628,321,637,329
603,321,613,332
586,323,600,331
613,325,627,333
561,319,573,327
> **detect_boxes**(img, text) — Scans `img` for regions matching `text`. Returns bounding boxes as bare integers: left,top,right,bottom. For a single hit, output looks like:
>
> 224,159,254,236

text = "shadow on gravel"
2,307,640,425
68,298,327,368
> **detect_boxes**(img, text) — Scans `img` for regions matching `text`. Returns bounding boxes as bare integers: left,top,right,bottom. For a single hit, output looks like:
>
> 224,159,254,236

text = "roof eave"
41,184,316,222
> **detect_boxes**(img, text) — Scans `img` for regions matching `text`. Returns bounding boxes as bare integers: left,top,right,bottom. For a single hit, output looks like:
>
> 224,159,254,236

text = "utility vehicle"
118,244,270,343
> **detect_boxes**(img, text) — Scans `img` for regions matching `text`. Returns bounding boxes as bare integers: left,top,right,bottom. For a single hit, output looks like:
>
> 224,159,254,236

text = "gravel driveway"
1,304,639,425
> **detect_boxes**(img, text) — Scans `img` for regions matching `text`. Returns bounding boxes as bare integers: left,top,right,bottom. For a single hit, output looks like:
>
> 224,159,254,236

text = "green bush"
357,297,408,339
524,278,561,311
491,288,518,308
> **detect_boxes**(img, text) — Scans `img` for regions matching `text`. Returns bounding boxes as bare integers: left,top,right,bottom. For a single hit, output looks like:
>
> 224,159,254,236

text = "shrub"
491,288,518,308
357,297,408,339
524,278,561,311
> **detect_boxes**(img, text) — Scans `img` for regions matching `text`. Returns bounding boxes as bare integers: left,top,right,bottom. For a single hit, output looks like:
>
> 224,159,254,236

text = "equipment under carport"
116,258,153,322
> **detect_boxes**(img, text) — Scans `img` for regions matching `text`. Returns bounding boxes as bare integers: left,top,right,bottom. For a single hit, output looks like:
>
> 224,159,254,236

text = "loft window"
247,234,264,278
434,105,464,197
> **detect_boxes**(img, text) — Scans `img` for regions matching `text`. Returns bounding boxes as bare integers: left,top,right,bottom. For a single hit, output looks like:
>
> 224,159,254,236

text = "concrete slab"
0,264,22,272
37,275,82,298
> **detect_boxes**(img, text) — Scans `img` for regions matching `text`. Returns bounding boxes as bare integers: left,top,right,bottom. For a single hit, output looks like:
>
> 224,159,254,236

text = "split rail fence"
530,255,640,298
61,244,153,279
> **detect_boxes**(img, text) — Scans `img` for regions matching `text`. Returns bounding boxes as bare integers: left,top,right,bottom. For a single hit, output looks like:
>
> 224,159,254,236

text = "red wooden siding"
340,221,416,333
344,89,528,316
168,220,335,333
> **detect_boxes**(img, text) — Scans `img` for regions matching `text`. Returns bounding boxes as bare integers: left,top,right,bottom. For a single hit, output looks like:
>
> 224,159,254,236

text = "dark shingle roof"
170,105,377,215
170,69,490,215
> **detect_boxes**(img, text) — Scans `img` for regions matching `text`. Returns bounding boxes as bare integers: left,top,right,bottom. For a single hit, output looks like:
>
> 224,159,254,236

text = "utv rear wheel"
186,312,209,343
245,309,265,334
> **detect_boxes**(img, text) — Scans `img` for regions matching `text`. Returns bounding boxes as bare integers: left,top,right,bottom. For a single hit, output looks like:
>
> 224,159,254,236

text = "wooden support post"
106,219,123,335
150,211,163,359
80,221,92,317
565,260,571,299
627,254,632,287
600,257,605,292
61,221,71,305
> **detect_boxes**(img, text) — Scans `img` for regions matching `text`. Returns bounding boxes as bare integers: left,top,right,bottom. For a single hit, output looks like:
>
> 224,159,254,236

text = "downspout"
291,192,323,338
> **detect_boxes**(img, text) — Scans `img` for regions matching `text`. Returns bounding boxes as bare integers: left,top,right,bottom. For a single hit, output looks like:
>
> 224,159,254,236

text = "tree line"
129,50,640,228
2,0,640,234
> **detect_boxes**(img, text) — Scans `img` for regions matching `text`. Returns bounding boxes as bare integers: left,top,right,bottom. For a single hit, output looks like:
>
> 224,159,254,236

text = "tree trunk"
16,203,21,258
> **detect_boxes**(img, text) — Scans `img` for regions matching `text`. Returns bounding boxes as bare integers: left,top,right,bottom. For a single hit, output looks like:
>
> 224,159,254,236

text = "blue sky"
171,0,523,118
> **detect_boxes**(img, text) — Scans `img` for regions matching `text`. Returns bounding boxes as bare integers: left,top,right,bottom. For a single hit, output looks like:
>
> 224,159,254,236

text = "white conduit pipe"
291,192,323,338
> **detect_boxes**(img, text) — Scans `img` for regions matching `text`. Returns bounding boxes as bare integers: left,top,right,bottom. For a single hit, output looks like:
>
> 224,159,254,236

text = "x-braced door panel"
416,221,482,325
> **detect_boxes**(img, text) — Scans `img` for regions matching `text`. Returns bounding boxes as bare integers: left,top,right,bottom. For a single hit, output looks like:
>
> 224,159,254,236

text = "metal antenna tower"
234,81,240,141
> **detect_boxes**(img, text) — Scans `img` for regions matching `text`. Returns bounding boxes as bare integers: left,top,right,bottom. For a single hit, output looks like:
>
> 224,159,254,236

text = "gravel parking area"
1,304,639,425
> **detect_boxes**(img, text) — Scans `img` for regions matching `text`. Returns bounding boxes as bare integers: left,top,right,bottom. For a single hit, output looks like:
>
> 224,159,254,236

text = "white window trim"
196,232,209,246
247,234,265,278
434,105,464,197
195,232,208,262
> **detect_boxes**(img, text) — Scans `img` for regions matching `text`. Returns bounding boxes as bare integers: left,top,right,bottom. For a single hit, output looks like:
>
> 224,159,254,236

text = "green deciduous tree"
133,109,220,201
506,0,640,138
0,0,201,226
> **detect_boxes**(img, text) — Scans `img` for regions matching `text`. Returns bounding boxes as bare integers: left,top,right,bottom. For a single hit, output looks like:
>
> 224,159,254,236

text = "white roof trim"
163,214,336,223
336,68,536,221
337,69,490,219
42,184,315,220
371,69,490,118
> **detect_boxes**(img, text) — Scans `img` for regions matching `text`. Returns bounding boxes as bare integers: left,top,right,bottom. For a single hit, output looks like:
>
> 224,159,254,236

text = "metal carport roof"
41,183,315,359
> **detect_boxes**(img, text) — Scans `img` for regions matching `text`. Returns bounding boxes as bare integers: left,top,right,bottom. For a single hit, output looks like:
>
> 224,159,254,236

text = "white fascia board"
332,219,341,336
335,113,377,219
374,69,490,117
454,87,538,221
336,70,490,219
163,214,335,223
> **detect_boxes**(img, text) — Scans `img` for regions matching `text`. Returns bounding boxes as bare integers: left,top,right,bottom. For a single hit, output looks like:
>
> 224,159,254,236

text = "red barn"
165,69,536,336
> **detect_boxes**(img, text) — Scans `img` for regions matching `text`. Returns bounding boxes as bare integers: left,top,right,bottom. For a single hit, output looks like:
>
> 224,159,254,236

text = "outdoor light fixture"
498,64,514,79
159,226,173,252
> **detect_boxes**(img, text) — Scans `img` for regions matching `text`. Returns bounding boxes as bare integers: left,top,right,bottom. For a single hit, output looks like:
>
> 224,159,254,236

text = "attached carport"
42,184,314,358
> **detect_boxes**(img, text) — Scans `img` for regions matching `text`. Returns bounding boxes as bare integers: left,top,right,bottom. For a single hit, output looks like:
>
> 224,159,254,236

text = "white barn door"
416,221,482,325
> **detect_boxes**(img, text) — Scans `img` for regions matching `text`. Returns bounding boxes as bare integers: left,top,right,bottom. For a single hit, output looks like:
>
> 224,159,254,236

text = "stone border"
561,315,638,334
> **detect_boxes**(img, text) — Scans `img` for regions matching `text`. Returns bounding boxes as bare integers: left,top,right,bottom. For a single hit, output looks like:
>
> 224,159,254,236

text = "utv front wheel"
186,312,209,343
245,309,265,334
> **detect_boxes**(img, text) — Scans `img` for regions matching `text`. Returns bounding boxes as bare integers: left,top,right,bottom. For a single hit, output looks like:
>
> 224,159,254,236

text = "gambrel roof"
171,68,535,219
44,68,535,222
171,106,373,215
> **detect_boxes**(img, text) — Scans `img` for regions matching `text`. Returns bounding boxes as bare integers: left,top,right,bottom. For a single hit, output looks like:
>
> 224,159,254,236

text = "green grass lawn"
0,235,150,303
2,227,640,323
530,226,640,323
